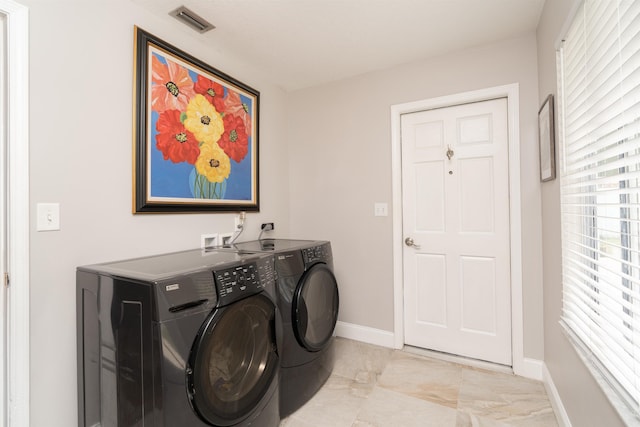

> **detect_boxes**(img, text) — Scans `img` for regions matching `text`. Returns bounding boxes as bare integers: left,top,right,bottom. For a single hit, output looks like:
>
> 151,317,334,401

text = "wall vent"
169,6,215,34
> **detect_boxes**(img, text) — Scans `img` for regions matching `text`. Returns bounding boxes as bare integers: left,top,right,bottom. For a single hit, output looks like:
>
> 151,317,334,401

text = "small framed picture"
538,94,555,182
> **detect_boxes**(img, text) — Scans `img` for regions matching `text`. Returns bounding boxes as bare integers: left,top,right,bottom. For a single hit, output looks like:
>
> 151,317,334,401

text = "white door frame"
1,1,30,426
391,84,532,379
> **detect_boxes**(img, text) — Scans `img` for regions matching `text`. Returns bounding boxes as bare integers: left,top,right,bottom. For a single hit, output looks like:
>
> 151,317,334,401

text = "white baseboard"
518,357,544,381
543,363,572,427
334,321,395,348
334,323,569,426
336,321,545,380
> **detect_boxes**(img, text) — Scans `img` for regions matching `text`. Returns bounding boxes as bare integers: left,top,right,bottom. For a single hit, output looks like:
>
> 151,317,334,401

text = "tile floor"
280,337,559,427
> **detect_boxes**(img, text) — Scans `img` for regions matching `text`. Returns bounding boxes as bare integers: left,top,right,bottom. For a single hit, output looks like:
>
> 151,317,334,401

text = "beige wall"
536,0,625,425
22,0,626,425
287,35,544,358
23,0,290,425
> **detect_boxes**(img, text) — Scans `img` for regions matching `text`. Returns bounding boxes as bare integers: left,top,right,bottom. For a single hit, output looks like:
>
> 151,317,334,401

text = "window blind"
558,0,640,416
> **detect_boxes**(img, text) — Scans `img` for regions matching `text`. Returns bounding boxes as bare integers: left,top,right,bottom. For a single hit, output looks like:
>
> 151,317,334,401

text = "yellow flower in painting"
195,141,231,183
184,94,224,145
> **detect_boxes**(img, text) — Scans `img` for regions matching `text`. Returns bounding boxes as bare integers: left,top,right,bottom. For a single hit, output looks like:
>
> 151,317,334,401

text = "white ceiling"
132,0,546,91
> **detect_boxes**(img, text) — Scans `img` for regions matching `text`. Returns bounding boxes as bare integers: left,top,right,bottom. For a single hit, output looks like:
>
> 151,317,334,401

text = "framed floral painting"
133,26,259,213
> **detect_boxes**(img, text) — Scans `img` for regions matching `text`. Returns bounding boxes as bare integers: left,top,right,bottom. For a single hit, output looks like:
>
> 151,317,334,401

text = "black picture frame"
133,26,259,213
538,94,555,182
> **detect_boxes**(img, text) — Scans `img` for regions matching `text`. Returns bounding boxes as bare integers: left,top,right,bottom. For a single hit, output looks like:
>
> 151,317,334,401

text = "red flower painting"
134,27,259,212
194,75,226,113
155,109,200,164
224,90,252,139
147,50,254,200
218,114,249,163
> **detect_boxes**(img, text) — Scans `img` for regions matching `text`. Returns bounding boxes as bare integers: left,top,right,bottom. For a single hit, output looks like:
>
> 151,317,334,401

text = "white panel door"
401,98,512,365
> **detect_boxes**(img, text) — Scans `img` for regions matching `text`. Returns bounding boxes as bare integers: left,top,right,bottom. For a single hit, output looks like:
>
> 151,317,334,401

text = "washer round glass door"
292,263,339,351
187,293,278,426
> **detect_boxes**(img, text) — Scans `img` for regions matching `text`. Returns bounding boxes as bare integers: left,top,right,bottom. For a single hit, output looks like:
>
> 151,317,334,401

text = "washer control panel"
215,263,260,305
214,257,275,306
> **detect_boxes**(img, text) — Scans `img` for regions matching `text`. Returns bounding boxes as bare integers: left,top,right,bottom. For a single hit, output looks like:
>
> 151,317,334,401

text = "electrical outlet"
201,233,219,249
261,222,274,230
234,212,247,230
220,232,234,247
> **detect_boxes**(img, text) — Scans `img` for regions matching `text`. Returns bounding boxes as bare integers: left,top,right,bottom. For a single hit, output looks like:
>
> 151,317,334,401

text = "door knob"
404,237,421,249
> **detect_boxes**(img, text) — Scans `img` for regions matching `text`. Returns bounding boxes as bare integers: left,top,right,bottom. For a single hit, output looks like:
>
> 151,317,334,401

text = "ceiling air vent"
170,6,215,34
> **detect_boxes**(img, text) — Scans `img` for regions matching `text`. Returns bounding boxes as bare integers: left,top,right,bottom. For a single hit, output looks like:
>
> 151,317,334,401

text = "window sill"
560,319,640,426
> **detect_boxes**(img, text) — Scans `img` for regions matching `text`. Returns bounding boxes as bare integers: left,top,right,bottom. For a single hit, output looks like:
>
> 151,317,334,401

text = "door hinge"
4,272,9,287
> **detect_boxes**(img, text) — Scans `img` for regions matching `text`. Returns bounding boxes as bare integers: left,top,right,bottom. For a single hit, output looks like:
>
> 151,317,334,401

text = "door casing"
0,1,30,426
390,84,533,378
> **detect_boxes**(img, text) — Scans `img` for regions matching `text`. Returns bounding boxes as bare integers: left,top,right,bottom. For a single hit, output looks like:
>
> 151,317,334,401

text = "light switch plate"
37,203,60,231
374,202,388,217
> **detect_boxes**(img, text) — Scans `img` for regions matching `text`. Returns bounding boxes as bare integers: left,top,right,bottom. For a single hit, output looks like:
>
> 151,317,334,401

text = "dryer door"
292,263,340,352
187,293,279,426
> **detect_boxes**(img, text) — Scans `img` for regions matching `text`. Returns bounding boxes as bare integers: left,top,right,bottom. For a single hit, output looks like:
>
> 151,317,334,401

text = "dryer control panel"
302,243,332,265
